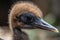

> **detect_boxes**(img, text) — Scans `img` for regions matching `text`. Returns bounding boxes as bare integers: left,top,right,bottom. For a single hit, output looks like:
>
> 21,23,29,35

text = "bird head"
9,2,59,33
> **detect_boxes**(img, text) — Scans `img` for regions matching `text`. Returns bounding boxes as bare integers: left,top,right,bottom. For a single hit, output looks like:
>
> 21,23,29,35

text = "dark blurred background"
0,0,60,40
0,0,7,26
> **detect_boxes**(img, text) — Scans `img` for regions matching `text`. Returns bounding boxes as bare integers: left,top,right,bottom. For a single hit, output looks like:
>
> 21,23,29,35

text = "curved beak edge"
34,18,59,33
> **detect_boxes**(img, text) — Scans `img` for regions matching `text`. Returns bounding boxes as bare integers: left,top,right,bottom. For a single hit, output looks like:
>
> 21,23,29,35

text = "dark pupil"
27,16,31,20
26,16,33,23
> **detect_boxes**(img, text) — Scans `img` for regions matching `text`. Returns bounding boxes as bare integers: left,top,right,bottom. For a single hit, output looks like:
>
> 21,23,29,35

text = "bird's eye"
21,14,34,24
17,13,35,24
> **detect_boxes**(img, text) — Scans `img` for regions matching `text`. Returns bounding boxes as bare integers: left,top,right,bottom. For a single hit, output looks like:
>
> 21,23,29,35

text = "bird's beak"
33,18,59,33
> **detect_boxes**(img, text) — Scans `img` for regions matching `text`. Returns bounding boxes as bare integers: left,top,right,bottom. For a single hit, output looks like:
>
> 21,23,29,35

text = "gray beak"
33,18,59,33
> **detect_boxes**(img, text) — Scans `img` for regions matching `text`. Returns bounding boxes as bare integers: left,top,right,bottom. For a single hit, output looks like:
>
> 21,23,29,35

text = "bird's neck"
13,27,29,40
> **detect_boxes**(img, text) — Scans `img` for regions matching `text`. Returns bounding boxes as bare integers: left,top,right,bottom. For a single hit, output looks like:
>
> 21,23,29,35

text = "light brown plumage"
0,2,43,40
9,2,43,33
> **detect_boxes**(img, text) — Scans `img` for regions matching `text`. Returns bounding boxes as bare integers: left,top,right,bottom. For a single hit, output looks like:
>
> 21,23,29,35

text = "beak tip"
52,29,59,33
55,29,59,33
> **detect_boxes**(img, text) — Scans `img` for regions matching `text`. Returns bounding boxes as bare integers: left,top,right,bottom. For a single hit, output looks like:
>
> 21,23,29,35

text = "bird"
0,1,59,40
